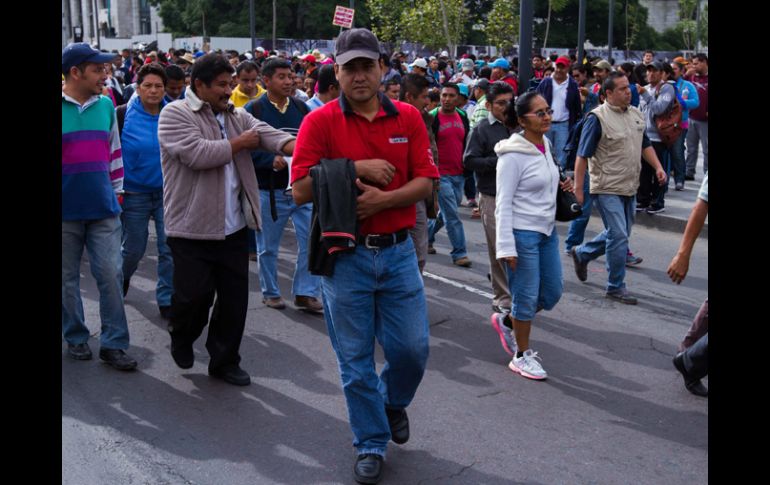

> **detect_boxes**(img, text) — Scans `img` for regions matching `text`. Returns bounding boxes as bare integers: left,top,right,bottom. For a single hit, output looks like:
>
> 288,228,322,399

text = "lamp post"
608,0,614,63
577,0,586,64
518,0,534,96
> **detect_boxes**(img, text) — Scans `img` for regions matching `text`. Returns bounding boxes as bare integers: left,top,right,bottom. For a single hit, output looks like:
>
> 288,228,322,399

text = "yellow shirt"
229,84,266,108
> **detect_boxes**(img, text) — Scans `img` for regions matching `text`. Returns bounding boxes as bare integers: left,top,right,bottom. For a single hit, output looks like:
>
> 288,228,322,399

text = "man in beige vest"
570,72,666,305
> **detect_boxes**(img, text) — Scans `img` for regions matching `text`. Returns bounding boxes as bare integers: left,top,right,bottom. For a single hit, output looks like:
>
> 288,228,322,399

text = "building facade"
62,0,164,49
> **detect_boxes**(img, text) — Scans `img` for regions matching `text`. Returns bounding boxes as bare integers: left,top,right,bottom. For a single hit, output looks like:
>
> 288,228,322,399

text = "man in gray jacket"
158,53,295,386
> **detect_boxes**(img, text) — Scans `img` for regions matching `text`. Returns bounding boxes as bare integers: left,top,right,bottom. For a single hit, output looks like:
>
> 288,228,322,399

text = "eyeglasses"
523,108,554,119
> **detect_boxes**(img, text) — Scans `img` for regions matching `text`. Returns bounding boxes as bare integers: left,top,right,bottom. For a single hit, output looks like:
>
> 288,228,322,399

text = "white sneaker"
490,313,517,356
509,349,548,380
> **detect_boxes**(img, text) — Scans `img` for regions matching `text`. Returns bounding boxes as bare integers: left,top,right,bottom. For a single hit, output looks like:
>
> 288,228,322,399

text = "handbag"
654,83,683,147
552,156,582,222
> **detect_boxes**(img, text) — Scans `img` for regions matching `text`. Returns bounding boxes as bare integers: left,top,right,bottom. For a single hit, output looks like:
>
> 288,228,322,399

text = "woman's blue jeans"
506,228,563,321
120,190,174,307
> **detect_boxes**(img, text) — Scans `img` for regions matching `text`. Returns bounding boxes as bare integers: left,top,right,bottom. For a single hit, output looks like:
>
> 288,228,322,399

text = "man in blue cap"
61,43,138,370
490,57,518,93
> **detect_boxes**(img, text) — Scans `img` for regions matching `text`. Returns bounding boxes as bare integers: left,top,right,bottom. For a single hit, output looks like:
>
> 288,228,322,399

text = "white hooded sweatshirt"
494,133,560,259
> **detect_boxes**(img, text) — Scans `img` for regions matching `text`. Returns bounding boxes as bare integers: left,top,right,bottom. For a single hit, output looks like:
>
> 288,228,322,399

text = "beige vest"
588,103,646,196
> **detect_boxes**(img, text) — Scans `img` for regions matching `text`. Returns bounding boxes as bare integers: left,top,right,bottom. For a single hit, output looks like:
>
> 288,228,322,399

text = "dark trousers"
680,299,708,352
682,333,708,380
463,169,477,201
167,228,249,371
637,142,669,208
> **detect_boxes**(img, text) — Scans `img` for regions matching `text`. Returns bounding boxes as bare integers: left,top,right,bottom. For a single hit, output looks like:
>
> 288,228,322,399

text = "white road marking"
423,271,494,299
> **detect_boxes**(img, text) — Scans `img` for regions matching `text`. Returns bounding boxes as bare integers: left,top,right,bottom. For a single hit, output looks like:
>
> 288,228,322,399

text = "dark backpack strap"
291,96,310,117
116,104,127,138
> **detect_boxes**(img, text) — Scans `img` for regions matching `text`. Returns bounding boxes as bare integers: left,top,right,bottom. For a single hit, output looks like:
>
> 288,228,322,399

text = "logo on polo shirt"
389,137,408,144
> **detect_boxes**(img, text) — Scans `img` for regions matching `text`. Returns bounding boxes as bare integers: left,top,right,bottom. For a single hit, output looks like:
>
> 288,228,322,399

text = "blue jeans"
670,129,687,185
428,174,467,260
574,194,635,293
321,237,429,456
62,217,130,349
121,191,174,307
546,121,570,167
506,229,563,321
564,171,592,252
256,190,320,299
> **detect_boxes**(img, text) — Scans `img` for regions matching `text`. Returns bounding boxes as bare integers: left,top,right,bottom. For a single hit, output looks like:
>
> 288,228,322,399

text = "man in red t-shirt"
291,28,438,484
427,83,472,267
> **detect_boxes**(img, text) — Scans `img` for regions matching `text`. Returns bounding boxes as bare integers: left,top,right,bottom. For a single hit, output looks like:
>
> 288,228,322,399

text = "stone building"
62,0,164,48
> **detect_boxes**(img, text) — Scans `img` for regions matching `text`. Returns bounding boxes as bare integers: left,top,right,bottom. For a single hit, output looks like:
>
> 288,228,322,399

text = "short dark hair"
136,62,167,85
633,64,648,85
644,50,655,56
164,64,185,82
571,64,589,76
441,82,460,95
486,80,514,104
400,73,429,101
478,66,492,80
384,78,400,90
533,54,544,61
236,60,259,77
190,53,235,93
694,53,708,64
505,91,542,129
601,71,626,95
428,90,440,103
262,58,292,78
316,64,339,94
379,53,391,68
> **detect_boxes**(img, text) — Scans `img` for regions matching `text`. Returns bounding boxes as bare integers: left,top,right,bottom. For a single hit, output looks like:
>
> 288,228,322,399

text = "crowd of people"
62,32,708,484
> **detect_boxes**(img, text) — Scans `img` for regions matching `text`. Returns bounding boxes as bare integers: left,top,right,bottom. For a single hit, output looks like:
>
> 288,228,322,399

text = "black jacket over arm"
308,158,359,276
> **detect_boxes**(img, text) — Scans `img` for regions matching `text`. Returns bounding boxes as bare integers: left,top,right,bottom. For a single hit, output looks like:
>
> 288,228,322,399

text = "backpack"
563,115,588,171
244,97,309,221
654,83,683,147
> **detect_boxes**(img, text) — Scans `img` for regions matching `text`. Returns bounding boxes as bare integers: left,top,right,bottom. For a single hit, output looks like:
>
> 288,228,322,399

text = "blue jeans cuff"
357,448,386,457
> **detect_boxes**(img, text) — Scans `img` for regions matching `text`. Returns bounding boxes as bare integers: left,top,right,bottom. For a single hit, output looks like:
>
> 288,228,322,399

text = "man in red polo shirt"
291,28,438,484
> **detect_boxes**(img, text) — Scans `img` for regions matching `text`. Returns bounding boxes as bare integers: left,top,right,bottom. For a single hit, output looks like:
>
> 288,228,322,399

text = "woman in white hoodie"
490,92,573,380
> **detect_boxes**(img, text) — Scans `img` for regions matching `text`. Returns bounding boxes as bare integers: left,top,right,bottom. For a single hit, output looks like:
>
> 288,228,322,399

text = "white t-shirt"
551,77,570,122
215,113,246,236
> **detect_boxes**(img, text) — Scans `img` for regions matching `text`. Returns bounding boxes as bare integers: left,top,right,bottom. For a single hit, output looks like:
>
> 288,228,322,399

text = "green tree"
149,0,372,40
485,0,519,54
366,0,405,44
542,0,570,49
400,0,469,53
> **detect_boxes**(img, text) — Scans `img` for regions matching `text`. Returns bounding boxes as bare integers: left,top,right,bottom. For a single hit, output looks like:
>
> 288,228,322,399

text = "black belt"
357,229,409,249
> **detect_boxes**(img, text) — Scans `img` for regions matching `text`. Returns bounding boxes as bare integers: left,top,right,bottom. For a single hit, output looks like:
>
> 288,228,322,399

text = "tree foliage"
149,0,372,39
400,0,469,51
485,0,519,53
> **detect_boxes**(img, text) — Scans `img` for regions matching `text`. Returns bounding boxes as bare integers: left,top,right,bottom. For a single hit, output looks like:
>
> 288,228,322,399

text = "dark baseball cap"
335,28,381,66
646,61,666,71
62,42,116,73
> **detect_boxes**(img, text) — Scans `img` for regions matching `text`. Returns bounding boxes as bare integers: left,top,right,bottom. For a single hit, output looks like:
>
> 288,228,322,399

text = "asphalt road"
62,210,708,485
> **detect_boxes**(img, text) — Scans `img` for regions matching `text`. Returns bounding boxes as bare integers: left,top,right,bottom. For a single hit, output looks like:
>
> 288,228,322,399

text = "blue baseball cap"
489,58,510,70
62,42,117,73
458,84,469,97
194,51,205,58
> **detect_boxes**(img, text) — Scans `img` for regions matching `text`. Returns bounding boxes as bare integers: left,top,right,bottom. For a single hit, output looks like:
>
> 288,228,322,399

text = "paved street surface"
63,181,708,485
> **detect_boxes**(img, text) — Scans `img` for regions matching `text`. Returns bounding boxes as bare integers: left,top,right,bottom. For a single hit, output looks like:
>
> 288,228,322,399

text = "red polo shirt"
291,93,439,235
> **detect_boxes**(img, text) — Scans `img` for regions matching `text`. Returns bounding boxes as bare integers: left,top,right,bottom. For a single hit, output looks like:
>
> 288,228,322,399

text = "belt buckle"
364,234,382,249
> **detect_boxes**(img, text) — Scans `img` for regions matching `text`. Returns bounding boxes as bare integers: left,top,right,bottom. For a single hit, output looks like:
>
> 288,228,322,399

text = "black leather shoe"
99,349,137,371
385,407,409,444
354,453,383,484
209,365,251,386
673,352,708,397
123,279,130,297
571,248,588,282
67,342,92,360
159,305,171,320
170,336,194,369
